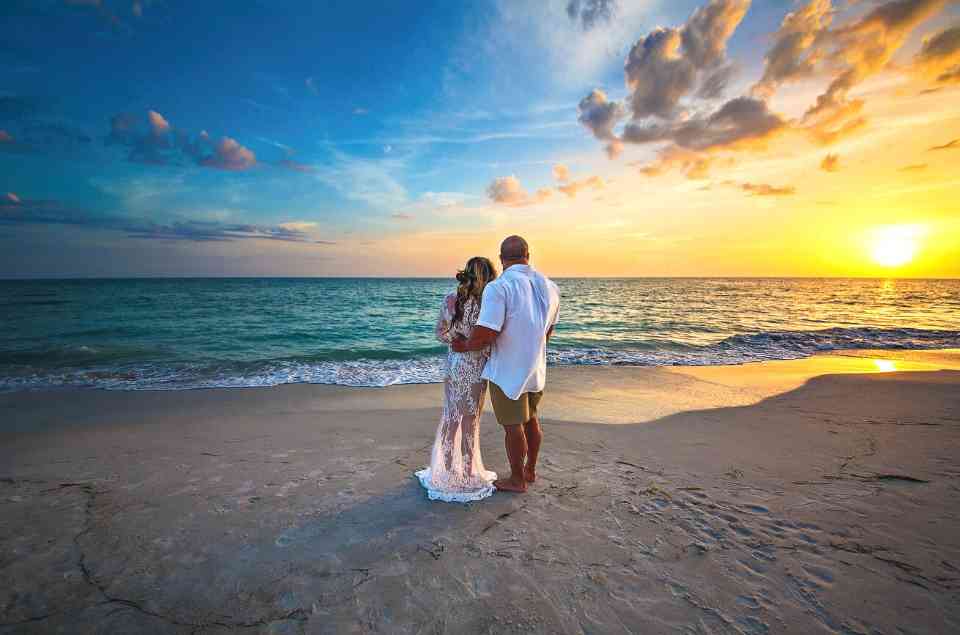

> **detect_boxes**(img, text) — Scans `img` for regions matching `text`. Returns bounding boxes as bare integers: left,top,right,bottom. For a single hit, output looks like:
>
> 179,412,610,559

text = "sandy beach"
2,350,960,634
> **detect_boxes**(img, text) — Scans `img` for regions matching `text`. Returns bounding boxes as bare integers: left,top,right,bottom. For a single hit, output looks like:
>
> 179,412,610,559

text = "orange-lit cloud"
557,175,604,198
200,137,257,171
553,163,571,182
913,24,960,83
739,182,796,196
486,175,552,206
820,153,840,172
752,0,832,98
147,110,171,135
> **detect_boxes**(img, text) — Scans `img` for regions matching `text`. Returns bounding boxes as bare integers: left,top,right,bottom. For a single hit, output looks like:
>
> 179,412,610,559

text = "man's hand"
450,335,468,353
450,326,499,353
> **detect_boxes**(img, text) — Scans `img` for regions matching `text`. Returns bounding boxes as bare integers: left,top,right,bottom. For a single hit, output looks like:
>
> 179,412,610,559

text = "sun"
869,225,924,268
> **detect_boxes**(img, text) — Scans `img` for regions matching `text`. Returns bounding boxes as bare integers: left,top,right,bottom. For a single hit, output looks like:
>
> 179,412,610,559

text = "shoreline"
3,345,960,399
2,349,959,429
2,350,959,632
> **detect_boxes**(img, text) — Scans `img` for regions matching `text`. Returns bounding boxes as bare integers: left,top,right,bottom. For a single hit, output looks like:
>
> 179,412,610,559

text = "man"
451,235,560,493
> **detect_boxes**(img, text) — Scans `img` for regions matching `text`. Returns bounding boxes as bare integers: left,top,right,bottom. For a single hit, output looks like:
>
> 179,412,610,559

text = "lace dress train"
415,294,497,502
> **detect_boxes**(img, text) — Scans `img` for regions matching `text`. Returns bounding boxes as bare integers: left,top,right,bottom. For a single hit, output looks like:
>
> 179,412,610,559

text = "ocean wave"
1,327,958,392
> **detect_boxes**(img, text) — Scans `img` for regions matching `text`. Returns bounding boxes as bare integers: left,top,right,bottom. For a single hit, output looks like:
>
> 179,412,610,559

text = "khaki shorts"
488,381,543,427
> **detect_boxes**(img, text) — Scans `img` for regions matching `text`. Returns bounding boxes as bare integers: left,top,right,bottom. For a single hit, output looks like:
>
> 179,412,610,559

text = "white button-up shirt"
476,264,560,400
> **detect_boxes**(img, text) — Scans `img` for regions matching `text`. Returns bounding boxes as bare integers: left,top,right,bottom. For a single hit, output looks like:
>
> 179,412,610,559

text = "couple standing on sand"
416,235,561,503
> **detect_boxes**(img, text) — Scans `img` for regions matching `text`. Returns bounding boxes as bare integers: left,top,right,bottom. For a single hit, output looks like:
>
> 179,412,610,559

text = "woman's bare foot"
523,466,536,483
494,477,527,493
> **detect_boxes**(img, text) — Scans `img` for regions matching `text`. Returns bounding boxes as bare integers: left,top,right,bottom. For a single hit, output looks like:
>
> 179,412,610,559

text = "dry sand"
2,350,959,634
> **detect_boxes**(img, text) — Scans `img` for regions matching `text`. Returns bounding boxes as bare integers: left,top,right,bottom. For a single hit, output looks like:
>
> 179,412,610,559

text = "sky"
1,0,959,278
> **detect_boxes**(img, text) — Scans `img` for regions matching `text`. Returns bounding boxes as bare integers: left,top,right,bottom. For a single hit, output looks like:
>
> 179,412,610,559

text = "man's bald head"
500,235,529,264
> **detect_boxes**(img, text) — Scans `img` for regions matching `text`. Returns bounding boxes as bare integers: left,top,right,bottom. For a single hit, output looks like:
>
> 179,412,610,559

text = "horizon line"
2,275,959,282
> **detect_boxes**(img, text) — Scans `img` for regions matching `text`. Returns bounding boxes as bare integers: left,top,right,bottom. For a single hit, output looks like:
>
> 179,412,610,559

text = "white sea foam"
1,327,958,392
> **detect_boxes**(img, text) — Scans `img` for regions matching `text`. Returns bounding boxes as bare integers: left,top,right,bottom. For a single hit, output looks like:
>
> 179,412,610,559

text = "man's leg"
494,424,528,492
523,415,542,483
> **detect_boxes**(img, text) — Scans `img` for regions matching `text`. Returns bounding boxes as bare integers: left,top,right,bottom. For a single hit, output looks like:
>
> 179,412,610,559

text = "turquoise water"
1,277,959,390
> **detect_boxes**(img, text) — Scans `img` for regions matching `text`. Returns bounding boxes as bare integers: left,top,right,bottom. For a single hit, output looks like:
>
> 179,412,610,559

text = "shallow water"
1,277,958,390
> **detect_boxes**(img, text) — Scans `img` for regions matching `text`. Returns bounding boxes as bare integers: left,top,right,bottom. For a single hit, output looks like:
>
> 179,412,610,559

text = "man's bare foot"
523,466,536,483
494,477,527,493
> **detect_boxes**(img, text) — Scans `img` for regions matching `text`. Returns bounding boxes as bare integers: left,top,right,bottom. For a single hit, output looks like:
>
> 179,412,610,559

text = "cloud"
0,195,322,243
147,110,171,135
681,0,751,69
107,110,176,164
3,192,20,204
752,0,833,98
106,111,258,171
623,0,749,121
391,213,414,220
929,138,960,150
353,108,369,115
566,0,618,31
913,24,960,83
277,158,315,173
820,153,840,172
899,163,928,171
739,182,796,196
314,151,409,209
488,169,605,205
577,0,789,169
305,77,320,96
488,175,529,205
799,0,949,144
623,96,788,152
486,175,552,206
637,145,727,179
199,137,256,171
0,119,93,158
277,221,318,232
696,63,738,100
557,175,604,197
125,221,312,242
577,88,624,147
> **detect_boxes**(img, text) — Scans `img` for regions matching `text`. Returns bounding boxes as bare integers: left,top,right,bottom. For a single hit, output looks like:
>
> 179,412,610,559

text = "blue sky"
2,1,959,277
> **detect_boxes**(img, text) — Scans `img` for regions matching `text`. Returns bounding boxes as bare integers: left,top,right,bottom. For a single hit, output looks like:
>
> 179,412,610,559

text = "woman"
416,257,499,502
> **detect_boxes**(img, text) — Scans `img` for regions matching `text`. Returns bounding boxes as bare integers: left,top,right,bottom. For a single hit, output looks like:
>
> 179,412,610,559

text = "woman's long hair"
453,257,497,324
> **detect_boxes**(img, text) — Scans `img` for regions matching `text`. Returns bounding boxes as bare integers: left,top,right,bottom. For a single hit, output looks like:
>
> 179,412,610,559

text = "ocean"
1,277,959,391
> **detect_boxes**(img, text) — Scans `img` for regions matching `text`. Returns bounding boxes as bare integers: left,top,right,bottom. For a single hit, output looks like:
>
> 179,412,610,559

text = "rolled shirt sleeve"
476,283,506,332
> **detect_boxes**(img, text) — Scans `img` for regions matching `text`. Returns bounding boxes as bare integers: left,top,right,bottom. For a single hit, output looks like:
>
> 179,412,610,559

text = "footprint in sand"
801,563,835,588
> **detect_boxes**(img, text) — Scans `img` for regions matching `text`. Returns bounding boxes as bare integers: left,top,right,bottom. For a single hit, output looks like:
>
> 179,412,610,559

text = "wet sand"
2,351,959,633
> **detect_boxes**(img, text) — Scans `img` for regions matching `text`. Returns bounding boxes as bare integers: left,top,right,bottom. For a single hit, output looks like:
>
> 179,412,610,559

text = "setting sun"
869,225,924,268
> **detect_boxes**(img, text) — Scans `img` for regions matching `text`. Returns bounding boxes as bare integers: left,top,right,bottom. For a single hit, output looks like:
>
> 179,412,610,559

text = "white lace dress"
415,293,497,502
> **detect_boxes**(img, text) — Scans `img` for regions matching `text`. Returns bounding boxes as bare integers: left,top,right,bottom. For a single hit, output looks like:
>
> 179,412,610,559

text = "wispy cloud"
0,195,325,243
929,138,959,150
314,151,409,208
739,182,796,196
